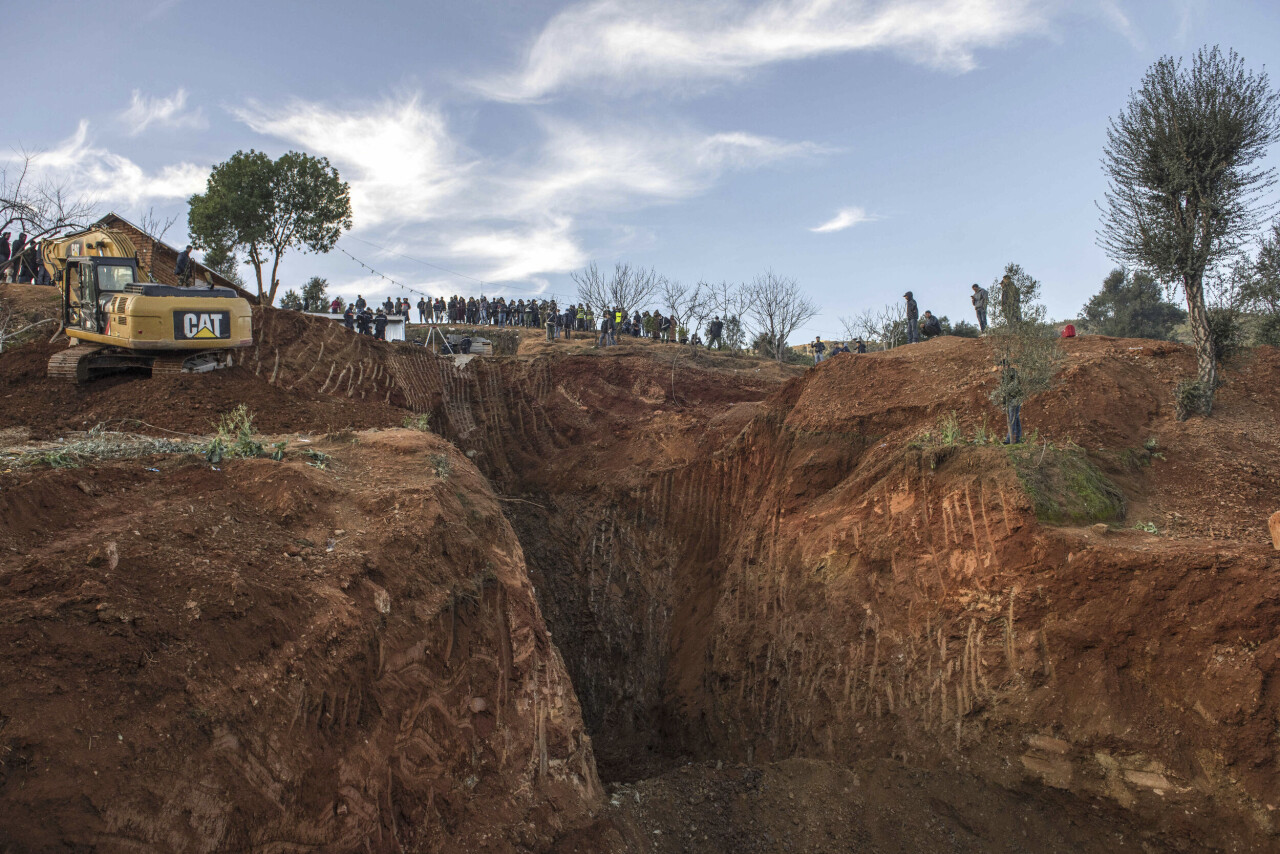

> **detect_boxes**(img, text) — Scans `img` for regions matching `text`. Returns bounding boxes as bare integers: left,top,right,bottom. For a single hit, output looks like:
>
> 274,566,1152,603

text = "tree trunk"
248,246,267,305
1182,271,1216,415
267,252,283,306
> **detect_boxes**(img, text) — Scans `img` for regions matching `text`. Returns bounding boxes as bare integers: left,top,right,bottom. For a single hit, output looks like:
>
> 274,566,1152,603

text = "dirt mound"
0,430,600,852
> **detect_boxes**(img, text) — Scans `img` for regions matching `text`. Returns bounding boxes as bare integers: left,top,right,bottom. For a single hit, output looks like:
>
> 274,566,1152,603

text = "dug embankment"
1,286,1278,851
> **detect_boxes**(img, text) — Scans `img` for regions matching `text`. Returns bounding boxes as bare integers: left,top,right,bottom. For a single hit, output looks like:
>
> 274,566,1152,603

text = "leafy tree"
1082,267,1187,339
200,237,246,289
1240,220,1280,344
188,150,353,306
990,262,1045,326
1099,46,1280,415
721,315,746,353
301,276,329,312
989,321,1064,439
278,290,304,311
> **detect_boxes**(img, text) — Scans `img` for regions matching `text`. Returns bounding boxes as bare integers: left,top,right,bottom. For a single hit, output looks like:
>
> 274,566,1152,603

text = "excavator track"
47,345,106,384
150,350,235,375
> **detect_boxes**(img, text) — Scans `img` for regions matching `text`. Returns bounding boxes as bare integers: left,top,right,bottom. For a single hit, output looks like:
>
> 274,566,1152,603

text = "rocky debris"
1270,509,1280,550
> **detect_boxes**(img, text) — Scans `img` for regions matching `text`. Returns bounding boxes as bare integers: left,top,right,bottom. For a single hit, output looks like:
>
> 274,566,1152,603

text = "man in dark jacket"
812,336,827,364
174,245,192,284
15,240,36,283
971,283,989,332
904,291,920,344
708,316,723,349
356,294,367,311
6,233,27,282
373,308,389,340
921,310,943,338
343,305,356,331
356,307,373,335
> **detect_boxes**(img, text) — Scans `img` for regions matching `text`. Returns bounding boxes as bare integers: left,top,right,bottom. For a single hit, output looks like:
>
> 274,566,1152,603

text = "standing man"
971,283,989,333
355,294,367,311
994,359,1023,445
342,304,356,331
417,296,429,323
373,308,389,340
708,316,723,350
812,336,827,364
999,274,1022,324
173,245,193,285
904,291,920,344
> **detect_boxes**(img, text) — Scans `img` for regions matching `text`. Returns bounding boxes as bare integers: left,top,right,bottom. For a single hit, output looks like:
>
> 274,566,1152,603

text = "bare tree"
744,272,818,361
0,152,98,240
706,279,757,351
841,303,906,350
136,206,177,244
135,206,178,279
1099,46,1280,415
659,278,714,338
572,261,661,318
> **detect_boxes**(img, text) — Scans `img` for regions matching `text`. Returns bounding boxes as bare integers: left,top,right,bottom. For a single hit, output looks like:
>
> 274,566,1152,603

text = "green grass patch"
1006,440,1126,526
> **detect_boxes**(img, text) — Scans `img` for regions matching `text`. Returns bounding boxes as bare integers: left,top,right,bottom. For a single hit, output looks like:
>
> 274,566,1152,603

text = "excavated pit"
3,293,1280,851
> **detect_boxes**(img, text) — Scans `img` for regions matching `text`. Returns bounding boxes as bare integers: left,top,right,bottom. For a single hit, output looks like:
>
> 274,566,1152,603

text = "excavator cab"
60,257,139,334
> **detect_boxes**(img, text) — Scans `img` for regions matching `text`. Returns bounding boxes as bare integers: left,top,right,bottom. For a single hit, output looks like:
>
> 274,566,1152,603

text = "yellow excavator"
39,227,253,382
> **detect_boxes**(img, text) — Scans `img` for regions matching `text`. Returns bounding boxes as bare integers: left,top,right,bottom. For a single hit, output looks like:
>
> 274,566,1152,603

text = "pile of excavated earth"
1,281,1278,853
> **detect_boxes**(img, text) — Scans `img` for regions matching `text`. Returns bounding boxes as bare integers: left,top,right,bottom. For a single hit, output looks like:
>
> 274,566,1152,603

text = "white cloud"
232,96,473,228
448,218,587,281
8,120,207,207
120,89,207,135
475,0,1049,102
231,97,827,282
810,206,878,233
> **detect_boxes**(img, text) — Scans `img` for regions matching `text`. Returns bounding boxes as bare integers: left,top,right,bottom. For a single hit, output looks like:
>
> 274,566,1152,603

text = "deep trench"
505,496,683,782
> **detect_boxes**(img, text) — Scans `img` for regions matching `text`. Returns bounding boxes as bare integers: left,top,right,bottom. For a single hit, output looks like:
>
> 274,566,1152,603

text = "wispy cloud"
810,206,878,233
232,96,827,281
7,120,207,207
475,0,1050,102
1097,0,1143,50
120,89,207,135
1172,0,1205,42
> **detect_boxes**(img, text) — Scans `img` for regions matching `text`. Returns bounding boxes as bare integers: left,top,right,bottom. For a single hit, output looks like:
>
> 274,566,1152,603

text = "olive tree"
1099,46,1280,415
188,150,352,306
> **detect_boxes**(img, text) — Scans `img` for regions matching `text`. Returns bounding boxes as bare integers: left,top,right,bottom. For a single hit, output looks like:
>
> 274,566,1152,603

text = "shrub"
402,413,432,432
1174,379,1211,421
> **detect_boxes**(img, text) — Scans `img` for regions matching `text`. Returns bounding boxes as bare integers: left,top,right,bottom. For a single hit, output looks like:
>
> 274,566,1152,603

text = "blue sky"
8,0,1280,338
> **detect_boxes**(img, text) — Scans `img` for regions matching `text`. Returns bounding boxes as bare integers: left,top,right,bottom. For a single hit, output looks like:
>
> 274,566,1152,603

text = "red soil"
2,300,1279,851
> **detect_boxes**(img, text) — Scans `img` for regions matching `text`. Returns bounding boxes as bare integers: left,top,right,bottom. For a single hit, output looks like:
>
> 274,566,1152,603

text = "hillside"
1,284,1278,851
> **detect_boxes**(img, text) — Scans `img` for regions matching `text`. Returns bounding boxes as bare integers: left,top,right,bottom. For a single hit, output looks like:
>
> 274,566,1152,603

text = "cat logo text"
173,311,231,340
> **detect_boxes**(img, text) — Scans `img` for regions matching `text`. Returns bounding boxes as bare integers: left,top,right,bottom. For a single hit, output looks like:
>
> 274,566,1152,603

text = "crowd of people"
0,232,53,285
327,293,736,348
